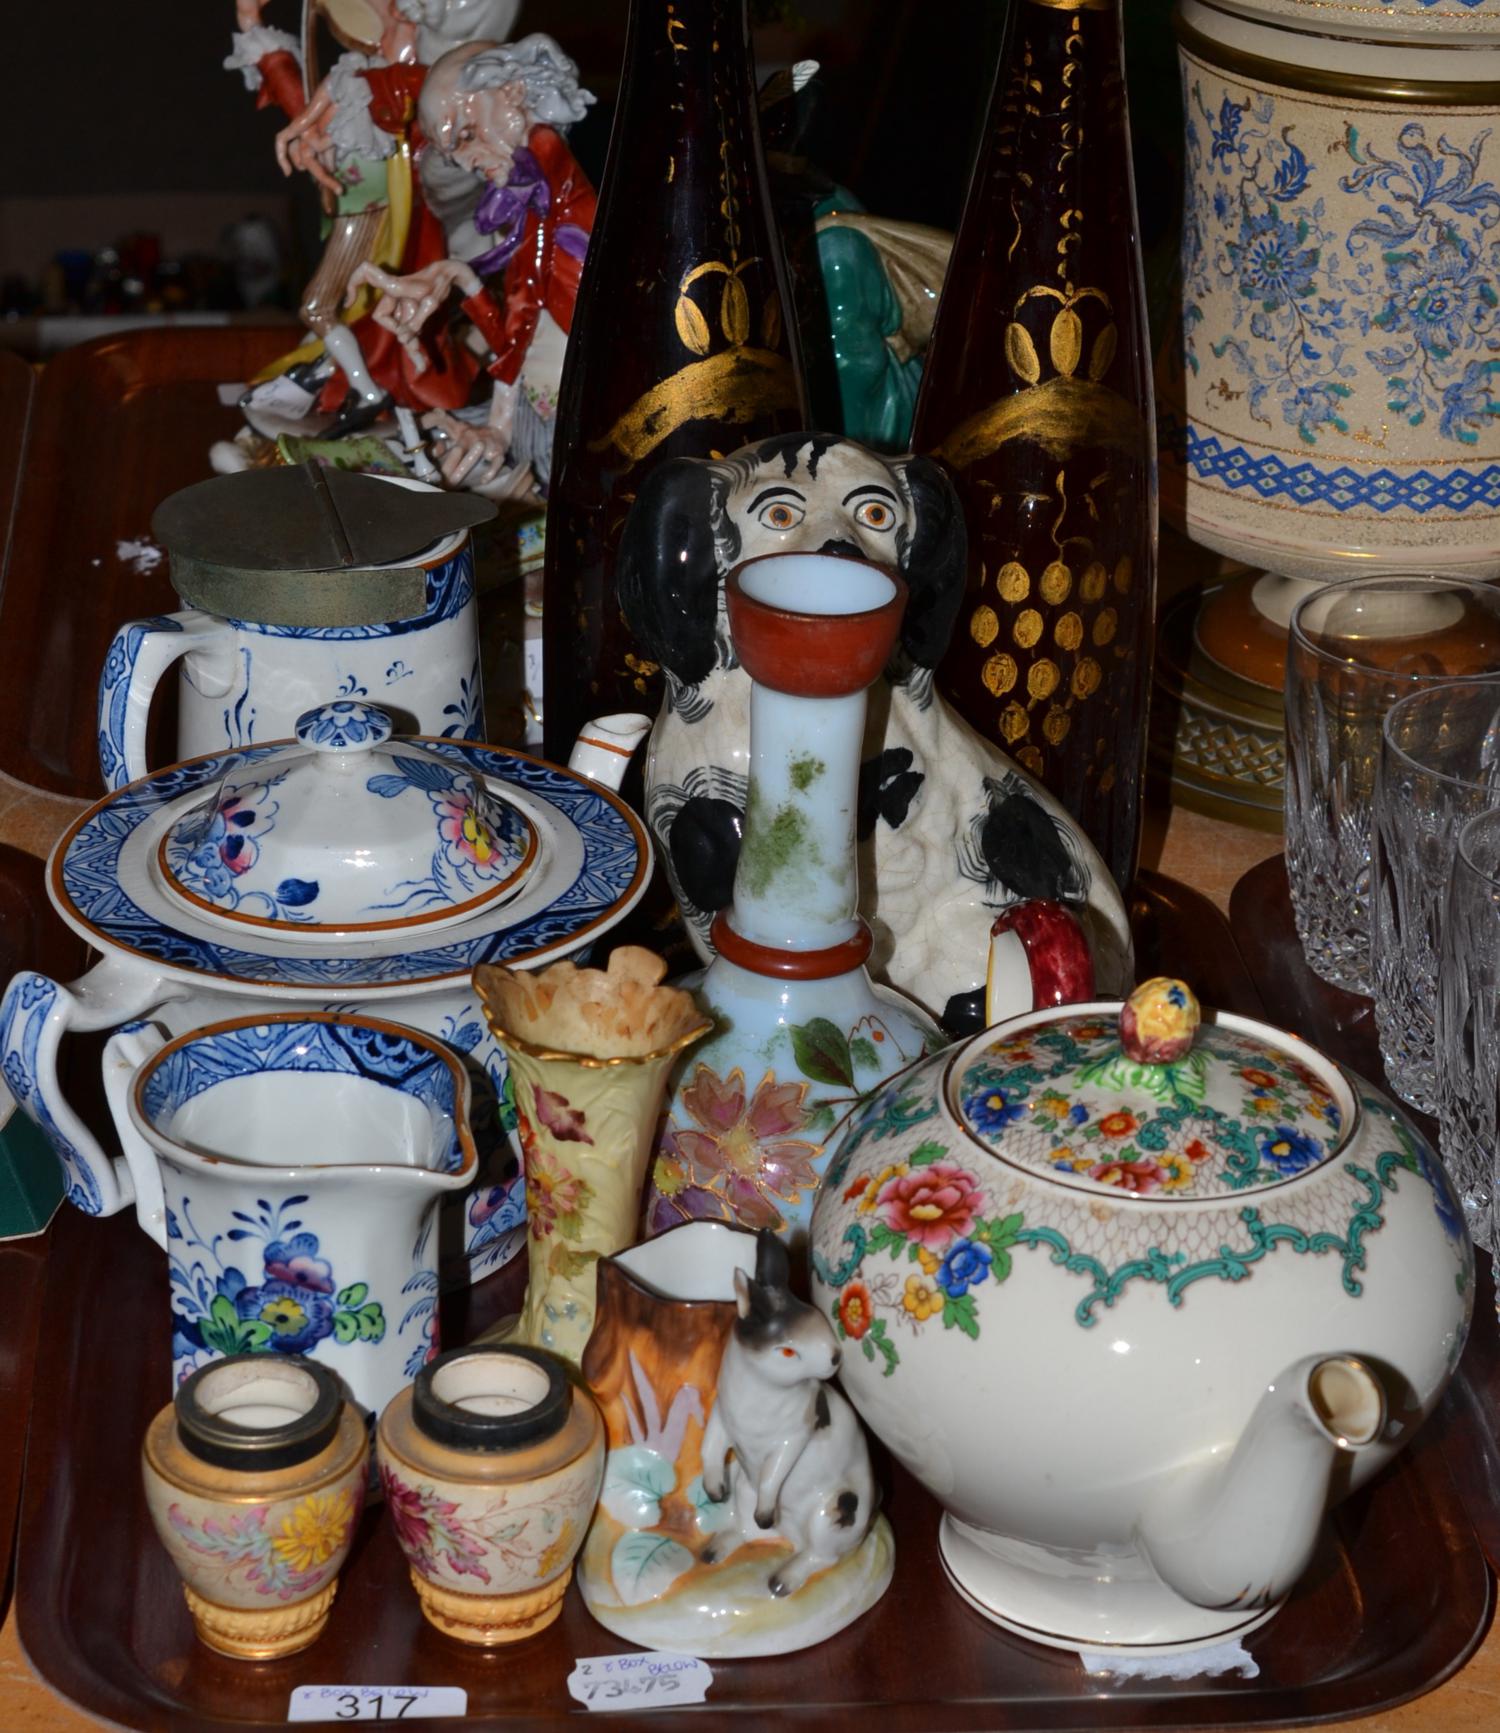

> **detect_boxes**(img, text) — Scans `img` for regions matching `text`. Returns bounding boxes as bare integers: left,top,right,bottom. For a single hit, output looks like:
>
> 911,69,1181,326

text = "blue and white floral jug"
102,1011,477,1412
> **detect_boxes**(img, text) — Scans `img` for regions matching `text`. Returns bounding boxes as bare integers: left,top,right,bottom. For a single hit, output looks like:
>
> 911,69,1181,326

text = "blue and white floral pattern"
0,973,104,1213
57,741,648,989
97,615,185,790
141,1017,468,1171
295,701,393,751
1177,57,1500,519
167,1193,394,1388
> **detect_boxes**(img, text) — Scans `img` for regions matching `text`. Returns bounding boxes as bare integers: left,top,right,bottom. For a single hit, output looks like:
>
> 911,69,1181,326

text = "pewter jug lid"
151,465,496,627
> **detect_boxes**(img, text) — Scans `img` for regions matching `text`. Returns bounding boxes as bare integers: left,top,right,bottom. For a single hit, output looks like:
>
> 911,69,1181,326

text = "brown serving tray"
1231,853,1500,1576
13,874,1494,1729
0,840,91,1622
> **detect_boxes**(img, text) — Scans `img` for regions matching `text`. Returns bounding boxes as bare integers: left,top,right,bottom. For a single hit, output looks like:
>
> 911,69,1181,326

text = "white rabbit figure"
700,1231,876,1597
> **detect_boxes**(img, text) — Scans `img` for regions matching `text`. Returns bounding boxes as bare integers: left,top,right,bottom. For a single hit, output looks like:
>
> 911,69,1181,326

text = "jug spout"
1139,1355,1385,1613
569,713,653,791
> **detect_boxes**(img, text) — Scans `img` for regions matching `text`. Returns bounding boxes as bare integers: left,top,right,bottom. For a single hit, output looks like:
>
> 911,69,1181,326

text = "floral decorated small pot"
142,1354,368,1660
810,981,1472,1652
377,1344,605,1644
1164,0,1500,580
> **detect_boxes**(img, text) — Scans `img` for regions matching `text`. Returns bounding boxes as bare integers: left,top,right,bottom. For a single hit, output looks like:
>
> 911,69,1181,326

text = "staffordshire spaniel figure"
615,432,1132,1030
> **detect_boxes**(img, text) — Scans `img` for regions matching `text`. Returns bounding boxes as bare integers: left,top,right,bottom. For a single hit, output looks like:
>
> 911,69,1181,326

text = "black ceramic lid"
175,1354,342,1472
413,1345,572,1452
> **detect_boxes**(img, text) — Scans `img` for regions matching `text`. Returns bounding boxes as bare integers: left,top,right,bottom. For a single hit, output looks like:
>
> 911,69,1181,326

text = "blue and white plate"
50,740,651,992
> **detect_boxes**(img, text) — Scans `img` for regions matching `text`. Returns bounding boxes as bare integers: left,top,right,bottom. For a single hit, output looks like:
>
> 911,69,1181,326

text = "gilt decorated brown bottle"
541,0,807,763
912,0,1156,891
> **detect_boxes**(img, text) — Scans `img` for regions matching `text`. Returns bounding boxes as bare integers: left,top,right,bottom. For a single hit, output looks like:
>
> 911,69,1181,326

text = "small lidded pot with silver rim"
141,1354,368,1659
377,1344,605,1645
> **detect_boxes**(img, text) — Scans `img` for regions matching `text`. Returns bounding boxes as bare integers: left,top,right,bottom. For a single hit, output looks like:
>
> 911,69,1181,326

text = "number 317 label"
288,1686,467,1722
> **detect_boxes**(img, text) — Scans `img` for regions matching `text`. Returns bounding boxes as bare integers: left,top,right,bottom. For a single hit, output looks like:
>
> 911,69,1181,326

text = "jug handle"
97,611,233,791
102,1022,170,1251
0,958,176,1217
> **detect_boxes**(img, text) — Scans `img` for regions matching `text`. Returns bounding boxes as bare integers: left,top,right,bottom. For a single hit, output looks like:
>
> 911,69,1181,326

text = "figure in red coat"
348,34,596,492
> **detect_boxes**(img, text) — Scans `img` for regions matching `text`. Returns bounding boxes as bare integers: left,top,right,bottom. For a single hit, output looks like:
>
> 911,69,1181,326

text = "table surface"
0,332,1490,1731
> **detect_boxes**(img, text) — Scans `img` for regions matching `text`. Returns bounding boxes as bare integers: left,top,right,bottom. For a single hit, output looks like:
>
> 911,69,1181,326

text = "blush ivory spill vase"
472,948,711,1365
539,0,808,763
911,0,1157,893
142,1356,369,1661
647,553,941,1245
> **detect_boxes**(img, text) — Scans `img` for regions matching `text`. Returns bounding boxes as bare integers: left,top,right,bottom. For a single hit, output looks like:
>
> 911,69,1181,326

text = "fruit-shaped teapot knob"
1119,977,1200,1065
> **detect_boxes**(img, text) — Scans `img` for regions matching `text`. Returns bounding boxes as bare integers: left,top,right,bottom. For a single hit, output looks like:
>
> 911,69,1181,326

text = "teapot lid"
157,701,537,939
949,978,1350,1199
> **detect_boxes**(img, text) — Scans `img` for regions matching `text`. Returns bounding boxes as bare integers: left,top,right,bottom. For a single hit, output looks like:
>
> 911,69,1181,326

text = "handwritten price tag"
288,1685,467,1722
566,1652,713,1711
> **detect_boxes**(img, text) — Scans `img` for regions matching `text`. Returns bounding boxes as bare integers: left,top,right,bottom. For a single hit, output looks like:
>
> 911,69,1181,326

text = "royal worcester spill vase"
810,979,1471,1651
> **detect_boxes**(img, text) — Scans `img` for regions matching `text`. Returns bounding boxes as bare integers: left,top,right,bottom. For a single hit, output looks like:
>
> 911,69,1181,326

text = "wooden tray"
0,840,91,1622
14,873,1492,1729
0,328,293,799
1231,852,1500,1576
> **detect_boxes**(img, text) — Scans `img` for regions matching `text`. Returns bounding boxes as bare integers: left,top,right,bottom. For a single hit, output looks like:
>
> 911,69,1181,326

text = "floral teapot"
809,977,1472,1653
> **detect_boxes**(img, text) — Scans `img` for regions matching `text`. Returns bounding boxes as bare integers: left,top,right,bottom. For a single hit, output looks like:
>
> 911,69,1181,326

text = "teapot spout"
1139,1355,1385,1614
568,713,653,791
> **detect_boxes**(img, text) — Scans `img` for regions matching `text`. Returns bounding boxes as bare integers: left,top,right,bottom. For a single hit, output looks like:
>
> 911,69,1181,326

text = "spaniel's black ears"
616,458,723,687
894,455,968,670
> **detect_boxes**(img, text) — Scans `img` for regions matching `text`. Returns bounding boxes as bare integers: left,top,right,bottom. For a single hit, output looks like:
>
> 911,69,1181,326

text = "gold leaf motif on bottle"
1080,561,1108,603
1098,764,1117,793
589,260,799,464
997,562,1030,603
1039,561,1072,605
1113,556,1133,594
1028,658,1060,701
970,605,1001,648
934,374,1144,470
721,275,751,347
1042,706,1072,744
1072,656,1102,698
1089,323,1118,381
1093,607,1118,647
1006,322,1041,385
674,295,712,357
1018,744,1045,775
1001,701,1030,742
1049,309,1083,378
1055,611,1084,651
1014,608,1043,649
982,651,1018,695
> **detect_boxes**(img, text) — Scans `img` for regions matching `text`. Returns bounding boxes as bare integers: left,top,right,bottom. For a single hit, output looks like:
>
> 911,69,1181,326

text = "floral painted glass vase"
474,947,711,1363
647,553,940,1243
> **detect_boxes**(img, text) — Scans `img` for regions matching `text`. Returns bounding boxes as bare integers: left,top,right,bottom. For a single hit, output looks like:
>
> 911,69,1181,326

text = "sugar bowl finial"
1119,977,1201,1065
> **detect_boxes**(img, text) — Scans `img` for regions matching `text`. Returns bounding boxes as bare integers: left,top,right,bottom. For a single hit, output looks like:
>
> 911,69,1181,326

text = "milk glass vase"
646,553,941,1244
474,948,711,1364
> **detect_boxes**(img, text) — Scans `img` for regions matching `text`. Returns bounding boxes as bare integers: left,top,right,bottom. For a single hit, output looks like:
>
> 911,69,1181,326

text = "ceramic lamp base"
577,1513,895,1658
938,1517,1280,1656
183,1579,339,1660
410,1565,570,1645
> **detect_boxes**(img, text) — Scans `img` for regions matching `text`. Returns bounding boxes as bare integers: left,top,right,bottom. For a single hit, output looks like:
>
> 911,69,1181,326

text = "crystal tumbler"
1373,679,1500,1112
1285,575,1500,994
